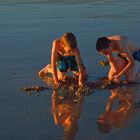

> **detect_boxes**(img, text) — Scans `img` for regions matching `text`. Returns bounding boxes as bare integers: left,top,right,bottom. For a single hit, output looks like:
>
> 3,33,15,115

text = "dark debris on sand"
41,76,94,97
19,86,49,95
39,75,129,97
94,77,127,89
20,75,129,97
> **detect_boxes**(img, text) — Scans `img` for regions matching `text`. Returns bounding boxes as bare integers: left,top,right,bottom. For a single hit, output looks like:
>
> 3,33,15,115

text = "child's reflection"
97,86,137,134
52,90,84,140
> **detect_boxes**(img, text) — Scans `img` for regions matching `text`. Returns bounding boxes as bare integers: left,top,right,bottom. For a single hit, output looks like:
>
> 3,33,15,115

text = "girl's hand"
78,81,85,87
54,80,61,88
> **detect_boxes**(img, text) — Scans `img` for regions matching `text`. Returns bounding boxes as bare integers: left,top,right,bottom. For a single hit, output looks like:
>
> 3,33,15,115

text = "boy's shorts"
133,49,140,62
118,49,140,63
56,55,84,72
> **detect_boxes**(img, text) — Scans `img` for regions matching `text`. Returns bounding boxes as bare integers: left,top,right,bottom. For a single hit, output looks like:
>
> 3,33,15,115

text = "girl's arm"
51,40,59,84
74,48,85,86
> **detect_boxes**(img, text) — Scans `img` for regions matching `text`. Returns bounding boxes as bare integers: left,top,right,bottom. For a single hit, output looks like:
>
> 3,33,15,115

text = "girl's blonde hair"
62,32,77,49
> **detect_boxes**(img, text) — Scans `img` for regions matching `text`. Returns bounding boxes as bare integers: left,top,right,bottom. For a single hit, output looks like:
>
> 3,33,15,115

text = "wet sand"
1,0,140,140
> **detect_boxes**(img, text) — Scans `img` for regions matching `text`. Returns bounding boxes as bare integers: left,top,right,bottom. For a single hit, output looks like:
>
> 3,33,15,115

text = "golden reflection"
97,86,137,133
51,89,84,140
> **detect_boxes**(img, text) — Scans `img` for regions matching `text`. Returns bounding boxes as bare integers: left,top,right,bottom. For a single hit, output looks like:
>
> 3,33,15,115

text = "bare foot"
38,64,51,78
38,70,46,77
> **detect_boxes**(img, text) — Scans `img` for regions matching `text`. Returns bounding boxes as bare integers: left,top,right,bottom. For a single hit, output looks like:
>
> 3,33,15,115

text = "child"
39,32,87,87
96,35,140,83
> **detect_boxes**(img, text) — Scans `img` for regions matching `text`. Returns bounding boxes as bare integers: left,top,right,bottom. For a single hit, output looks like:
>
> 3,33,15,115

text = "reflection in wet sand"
51,89,84,140
97,86,139,134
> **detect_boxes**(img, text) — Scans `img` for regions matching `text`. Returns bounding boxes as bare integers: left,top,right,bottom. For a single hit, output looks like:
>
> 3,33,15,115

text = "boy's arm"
74,48,85,86
51,41,59,84
113,42,135,83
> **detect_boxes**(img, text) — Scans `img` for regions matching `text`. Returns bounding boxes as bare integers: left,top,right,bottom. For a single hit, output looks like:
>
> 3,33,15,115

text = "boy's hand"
112,74,121,84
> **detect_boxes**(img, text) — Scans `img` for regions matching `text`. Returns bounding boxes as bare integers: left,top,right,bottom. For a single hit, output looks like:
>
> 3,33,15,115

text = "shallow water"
0,0,140,140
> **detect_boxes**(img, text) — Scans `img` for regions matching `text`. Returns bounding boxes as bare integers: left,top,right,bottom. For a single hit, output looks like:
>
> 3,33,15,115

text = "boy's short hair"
62,32,77,49
96,37,111,51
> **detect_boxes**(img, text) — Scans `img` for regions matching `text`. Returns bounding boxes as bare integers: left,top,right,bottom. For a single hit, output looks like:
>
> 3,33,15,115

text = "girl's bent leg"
57,71,67,80
72,70,87,80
